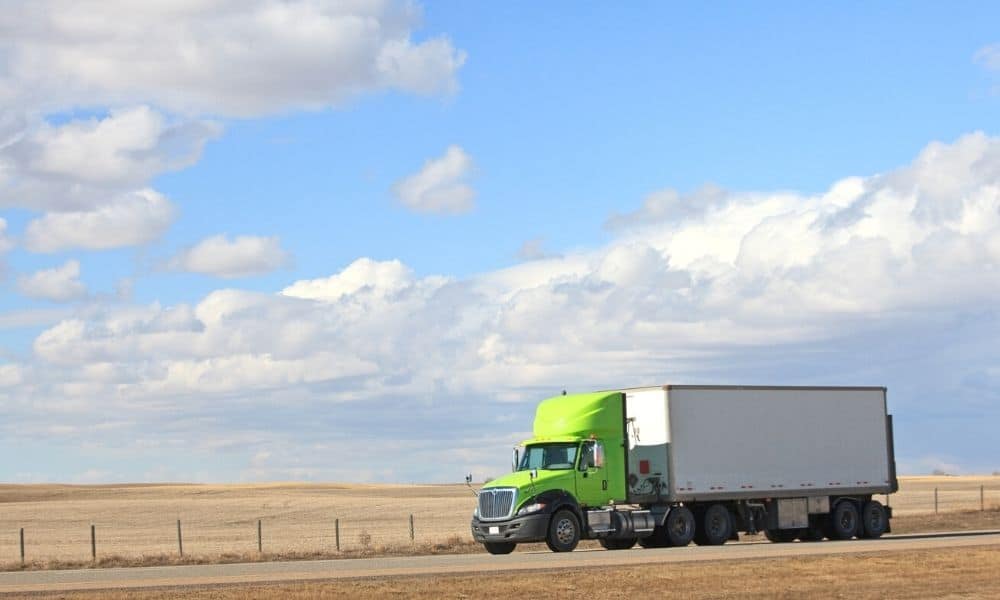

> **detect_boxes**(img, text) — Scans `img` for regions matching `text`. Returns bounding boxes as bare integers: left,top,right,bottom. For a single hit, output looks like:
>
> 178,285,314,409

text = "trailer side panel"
666,387,891,499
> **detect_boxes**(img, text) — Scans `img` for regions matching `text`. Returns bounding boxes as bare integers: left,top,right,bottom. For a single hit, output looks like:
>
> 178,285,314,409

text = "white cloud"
392,145,475,214
17,259,87,302
282,257,422,301
974,43,1000,71
23,189,176,252
0,107,219,212
170,234,290,279
0,0,466,117
6,132,1000,481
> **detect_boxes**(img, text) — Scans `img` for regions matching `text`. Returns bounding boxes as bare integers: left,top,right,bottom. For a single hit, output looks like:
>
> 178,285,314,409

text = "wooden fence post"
177,520,184,557
257,519,262,554
934,487,938,514
90,524,96,561
335,519,340,552
409,514,414,543
19,528,24,565
982,485,985,512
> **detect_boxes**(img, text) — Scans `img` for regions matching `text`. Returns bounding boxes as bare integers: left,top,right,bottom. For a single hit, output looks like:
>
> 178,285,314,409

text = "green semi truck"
470,385,898,554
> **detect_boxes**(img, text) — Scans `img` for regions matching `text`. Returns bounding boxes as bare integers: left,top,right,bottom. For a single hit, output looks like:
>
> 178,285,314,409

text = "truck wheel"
862,500,888,539
665,506,696,547
695,504,732,546
830,501,860,540
599,537,637,550
546,509,580,552
483,542,516,555
764,528,798,543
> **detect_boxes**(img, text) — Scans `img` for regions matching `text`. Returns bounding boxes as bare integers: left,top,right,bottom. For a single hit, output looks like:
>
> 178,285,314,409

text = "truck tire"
694,504,732,546
664,506,696,547
599,537,637,550
830,501,860,540
862,500,888,539
483,541,516,555
764,528,798,543
546,509,580,552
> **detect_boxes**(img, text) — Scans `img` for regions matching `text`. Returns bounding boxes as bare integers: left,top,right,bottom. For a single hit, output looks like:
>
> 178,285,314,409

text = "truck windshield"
518,443,579,471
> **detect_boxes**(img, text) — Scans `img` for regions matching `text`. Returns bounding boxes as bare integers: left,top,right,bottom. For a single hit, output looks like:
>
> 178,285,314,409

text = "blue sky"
1,1,999,482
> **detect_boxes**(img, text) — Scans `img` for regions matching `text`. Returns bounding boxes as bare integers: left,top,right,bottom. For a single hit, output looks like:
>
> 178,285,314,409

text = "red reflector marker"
639,460,650,474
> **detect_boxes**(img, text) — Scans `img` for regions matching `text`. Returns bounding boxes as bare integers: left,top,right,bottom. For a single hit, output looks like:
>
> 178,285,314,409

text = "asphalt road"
2,530,998,594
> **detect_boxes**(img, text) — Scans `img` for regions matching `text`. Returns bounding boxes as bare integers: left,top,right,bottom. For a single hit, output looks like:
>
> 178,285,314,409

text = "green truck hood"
483,469,576,507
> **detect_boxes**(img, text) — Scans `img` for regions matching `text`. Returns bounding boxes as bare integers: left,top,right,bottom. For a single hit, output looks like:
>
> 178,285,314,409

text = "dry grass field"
22,546,1000,599
0,476,997,567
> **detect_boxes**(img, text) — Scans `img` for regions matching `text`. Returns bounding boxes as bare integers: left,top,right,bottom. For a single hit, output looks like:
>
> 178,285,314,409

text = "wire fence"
4,513,473,565
884,484,1000,515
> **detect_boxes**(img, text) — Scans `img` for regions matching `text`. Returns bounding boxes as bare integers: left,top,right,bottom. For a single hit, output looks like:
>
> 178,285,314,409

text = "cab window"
578,441,605,470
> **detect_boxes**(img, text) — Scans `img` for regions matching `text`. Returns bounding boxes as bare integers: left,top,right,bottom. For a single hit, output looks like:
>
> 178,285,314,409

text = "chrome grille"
478,487,516,521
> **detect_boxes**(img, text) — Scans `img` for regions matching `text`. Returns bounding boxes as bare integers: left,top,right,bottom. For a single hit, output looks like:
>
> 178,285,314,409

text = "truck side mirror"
512,447,520,472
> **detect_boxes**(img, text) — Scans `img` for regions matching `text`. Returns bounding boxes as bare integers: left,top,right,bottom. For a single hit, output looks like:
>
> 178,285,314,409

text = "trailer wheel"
665,506,696,547
546,509,580,552
599,537,637,550
830,501,860,540
483,542,516,555
862,500,888,539
695,504,732,546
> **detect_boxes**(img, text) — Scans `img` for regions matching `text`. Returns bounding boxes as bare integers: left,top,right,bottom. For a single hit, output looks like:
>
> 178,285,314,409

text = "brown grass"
19,545,1000,599
0,476,997,570
2,535,483,572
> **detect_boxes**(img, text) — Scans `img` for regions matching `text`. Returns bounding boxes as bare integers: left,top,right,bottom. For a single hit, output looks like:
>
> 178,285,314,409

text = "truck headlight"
473,506,479,518
516,502,546,517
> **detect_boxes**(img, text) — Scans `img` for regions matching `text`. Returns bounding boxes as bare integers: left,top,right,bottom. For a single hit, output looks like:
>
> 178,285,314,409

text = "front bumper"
471,513,549,543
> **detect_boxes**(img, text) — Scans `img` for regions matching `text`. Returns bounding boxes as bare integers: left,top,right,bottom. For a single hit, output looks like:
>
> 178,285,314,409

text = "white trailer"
622,385,897,544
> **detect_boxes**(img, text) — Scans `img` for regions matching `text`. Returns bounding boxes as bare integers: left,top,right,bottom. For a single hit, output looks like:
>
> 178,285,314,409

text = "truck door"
576,440,610,508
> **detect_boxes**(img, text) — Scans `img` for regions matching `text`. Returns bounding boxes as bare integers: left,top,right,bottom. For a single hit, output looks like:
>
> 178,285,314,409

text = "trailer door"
624,388,670,503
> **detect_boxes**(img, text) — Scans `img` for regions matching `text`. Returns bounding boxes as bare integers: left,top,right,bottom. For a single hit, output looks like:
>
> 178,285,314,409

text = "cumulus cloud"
6,132,1000,481
17,260,87,302
392,145,475,214
282,257,431,301
0,108,208,252
0,107,220,211
170,234,290,279
23,189,176,252
0,0,466,117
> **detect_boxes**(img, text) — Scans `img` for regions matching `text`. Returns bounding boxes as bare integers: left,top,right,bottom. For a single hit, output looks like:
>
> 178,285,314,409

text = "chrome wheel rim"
555,518,575,545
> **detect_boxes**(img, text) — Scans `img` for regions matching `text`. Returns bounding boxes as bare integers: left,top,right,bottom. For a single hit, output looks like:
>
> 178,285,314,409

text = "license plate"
489,526,499,535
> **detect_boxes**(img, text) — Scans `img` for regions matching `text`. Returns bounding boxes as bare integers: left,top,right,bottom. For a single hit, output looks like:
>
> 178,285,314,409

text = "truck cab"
470,392,639,554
